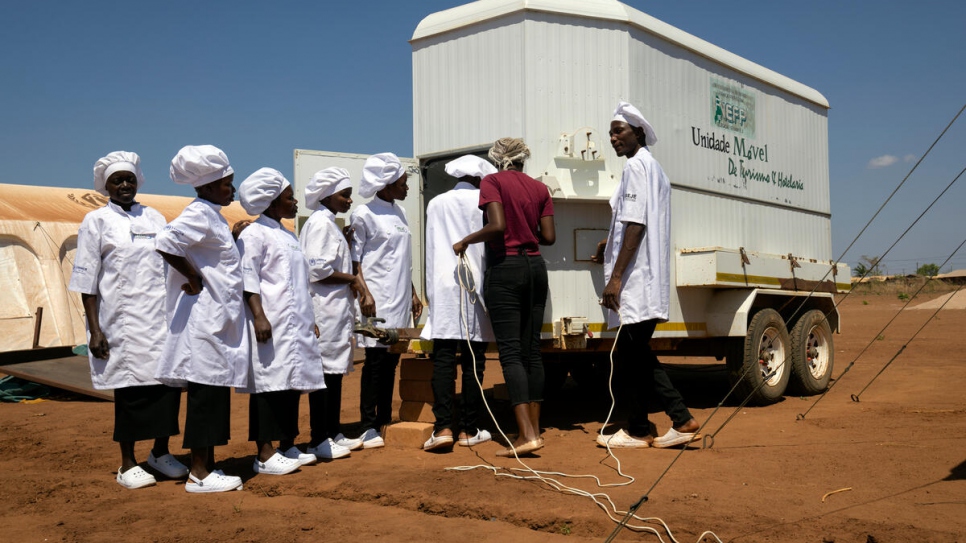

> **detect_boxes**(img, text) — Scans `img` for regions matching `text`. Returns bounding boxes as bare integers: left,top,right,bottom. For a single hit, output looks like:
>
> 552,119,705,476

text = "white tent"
0,183,282,352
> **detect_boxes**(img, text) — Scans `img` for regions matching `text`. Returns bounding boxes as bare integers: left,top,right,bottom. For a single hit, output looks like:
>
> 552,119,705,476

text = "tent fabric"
0,183,290,352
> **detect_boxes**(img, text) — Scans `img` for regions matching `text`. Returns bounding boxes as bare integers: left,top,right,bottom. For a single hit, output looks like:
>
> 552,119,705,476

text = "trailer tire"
727,308,791,405
788,309,834,395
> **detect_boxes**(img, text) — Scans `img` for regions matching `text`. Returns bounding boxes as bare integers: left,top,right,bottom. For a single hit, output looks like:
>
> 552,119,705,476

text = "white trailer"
408,0,850,404
293,0,850,405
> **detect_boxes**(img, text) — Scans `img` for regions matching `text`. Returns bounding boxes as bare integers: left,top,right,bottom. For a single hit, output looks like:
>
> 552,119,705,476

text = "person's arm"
353,261,376,317
454,201,505,254
411,282,423,321
538,215,556,246
156,251,202,295
601,222,644,312
81,294,109,359
244,291,272,343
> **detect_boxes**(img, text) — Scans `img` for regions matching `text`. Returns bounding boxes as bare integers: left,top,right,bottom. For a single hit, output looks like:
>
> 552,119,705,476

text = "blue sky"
2,0,964,273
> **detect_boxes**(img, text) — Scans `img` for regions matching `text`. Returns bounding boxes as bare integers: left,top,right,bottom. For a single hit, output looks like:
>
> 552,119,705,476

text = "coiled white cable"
445,253,723,543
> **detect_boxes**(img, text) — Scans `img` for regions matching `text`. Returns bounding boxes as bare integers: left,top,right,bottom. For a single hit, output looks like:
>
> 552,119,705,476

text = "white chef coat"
349,197,413,349
153,199,250,388
300,207,355,374
68,201,167,390
603,146,671,327
236,215,325,393
420,182,494,342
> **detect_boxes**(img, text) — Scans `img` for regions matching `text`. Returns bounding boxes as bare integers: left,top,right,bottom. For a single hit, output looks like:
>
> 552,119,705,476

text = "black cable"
799,235,966,419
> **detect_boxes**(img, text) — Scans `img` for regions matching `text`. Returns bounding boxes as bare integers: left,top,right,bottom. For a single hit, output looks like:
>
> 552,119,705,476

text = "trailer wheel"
727,308,791,405
788,309,834,395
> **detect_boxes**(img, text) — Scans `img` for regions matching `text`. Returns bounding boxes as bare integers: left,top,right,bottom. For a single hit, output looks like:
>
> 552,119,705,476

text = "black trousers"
616,319,693,437
112,384,181,442
248,389,300,443
484,254,548,406
309,373,343,444
431,339,488,434
183,382,231,449
359,348,400,431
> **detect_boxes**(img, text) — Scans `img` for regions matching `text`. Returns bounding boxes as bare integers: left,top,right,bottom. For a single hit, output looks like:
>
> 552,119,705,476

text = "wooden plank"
0,355,113,401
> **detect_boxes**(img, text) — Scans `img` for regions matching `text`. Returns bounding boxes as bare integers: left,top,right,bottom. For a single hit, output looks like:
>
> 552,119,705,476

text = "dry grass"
848,276,962,296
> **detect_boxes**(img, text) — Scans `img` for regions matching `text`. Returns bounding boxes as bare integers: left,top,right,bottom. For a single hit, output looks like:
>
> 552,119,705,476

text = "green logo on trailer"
711,78,755,138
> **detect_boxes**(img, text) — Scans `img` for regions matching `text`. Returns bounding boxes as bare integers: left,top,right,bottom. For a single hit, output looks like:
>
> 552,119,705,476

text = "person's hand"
601,276,622,312
359,291,376,318
412,293,423,321
182,274,203,295
88,330,110,360
590,240,607,264
453,239,468,255
253,315,272,343
343,226,354,243
349,275,364,299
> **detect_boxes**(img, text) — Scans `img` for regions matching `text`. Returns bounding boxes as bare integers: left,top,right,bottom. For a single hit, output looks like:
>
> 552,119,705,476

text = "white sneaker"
279,446,317,466
307,438,351,460
253,452,300,475
185,472,243,493
596,429,651,448
423,431,454,451
458,429,493,447
334,433,364,451
147,452,189,478
359,428,385,449
116,466,157,490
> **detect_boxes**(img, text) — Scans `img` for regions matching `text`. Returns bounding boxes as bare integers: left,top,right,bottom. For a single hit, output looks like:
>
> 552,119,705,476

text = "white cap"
305,167,352,210
359,152,405,199
444,155,497,180
612,101,658,146
93,151,143,196
238,167,291,216
169,144,234,187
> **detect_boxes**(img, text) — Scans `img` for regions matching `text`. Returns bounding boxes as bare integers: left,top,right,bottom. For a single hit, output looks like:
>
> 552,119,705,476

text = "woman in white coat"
237,168,325,475
69,151,188,489
421,155,496,451
350,153,423,448
300,167,365,459
155,145,249,493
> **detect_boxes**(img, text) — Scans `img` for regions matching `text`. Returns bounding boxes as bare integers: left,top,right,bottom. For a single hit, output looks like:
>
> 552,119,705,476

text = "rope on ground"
447,253,723,543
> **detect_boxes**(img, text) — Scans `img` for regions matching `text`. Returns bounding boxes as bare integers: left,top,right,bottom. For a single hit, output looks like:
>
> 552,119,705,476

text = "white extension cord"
444,253,723,543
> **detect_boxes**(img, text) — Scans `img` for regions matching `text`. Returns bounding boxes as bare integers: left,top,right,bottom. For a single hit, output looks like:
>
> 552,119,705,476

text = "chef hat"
238,167,291,216
305,167,352,211
93,151,144,196
612,101,658,146
359,152,405,199
170,144,234,188
444,155,497,180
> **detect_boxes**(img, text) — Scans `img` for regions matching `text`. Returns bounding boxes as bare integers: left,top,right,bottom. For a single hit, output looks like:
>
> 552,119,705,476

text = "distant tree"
857,255,883,277
853,263,868,277
917,263,940,277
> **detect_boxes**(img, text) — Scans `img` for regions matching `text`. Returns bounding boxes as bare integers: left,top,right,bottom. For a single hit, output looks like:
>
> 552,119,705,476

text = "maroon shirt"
479,170,554,257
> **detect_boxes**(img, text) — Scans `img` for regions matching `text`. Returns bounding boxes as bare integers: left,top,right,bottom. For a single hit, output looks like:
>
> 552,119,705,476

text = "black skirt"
248,390,301,442
113,384,182,442
182,382,231,449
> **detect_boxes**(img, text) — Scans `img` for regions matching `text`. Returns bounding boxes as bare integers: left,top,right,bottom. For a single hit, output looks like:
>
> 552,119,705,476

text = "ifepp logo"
711,78,756,138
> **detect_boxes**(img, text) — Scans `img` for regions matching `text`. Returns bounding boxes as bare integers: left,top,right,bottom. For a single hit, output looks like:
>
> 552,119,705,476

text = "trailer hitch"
353,317,400,345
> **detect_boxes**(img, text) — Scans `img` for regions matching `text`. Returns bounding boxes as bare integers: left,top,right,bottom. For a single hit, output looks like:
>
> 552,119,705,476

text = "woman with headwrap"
349,152,423,448
300,167,366,459
236,168,324,475
69,151,188,490
454,138,555,457
154,144,249,493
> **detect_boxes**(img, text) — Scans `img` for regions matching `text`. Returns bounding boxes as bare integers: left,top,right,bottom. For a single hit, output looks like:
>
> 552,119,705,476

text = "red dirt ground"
1,293,964,543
